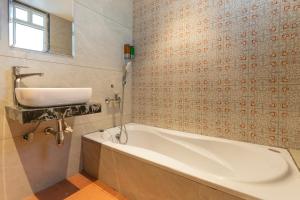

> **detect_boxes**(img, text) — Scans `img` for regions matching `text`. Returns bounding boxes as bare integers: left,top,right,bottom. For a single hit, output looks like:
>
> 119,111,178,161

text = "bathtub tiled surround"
132,0,300,148
0,0,132,199
82,139,245,200
290,149,300,169
82,138,102,178
99,146,245,200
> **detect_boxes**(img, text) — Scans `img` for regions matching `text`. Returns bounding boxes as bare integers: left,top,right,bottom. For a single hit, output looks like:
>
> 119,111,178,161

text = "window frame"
9,0,49,52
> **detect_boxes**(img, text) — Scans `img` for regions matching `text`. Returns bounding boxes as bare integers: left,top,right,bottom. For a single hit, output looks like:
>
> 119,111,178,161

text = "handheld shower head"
122,61,132,86
125,61,132,72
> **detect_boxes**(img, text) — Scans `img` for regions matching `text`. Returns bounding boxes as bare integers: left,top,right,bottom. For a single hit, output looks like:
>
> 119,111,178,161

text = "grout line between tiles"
1,111,8,200
288,149,300,172
74,0,133,31
0,54,123,73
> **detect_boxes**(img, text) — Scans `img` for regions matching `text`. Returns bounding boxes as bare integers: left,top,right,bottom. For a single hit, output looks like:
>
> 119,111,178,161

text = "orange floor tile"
24,172,127,200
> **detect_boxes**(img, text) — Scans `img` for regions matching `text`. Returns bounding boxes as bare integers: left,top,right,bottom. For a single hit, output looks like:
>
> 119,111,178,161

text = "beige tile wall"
0,0,133,199
132,0,300,149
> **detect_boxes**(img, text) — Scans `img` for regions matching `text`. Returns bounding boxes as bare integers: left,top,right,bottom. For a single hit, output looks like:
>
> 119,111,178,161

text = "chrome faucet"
44,119,73,146
105,93,121,105
12,66,44,107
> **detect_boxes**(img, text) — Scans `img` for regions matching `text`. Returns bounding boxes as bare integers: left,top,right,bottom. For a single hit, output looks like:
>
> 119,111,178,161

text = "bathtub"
84,123,300,200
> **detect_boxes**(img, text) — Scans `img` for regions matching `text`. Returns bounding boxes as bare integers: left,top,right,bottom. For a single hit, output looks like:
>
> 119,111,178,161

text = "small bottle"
130,46,135,59
124,44,130,59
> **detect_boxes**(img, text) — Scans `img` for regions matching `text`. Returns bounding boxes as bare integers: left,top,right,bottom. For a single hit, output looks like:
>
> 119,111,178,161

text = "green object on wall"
130,46,135,59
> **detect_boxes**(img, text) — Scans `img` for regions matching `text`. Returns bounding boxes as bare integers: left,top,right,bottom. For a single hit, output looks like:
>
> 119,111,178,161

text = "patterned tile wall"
132,0,300,148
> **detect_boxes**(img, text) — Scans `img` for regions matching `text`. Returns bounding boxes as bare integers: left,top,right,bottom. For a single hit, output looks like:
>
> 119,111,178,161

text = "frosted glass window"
15,23,44,51
15,7,28,21
9,22,13,46
10,2,48,52
32,14,44,26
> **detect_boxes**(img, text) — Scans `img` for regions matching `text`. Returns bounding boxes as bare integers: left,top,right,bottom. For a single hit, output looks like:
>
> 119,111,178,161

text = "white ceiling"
18,0,73,21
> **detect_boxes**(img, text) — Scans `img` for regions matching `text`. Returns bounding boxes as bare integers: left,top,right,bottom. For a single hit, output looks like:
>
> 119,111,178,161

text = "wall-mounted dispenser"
130,46,135,59
124,44,135,60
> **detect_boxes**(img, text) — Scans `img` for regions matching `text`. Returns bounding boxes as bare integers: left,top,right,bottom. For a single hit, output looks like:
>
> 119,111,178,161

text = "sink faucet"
12,66,44,107
44,119,73,146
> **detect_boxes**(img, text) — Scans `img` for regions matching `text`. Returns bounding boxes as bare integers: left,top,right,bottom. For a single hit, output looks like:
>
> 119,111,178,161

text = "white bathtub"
84,123,300,200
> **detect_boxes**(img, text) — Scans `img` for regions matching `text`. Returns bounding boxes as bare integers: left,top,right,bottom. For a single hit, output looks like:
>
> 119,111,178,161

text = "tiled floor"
24,172,127,200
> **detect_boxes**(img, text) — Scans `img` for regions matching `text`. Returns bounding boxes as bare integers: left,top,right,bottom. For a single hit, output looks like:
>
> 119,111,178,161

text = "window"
9,2,49,52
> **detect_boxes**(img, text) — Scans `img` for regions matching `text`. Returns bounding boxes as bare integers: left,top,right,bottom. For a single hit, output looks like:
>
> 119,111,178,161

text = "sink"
15,88,92,107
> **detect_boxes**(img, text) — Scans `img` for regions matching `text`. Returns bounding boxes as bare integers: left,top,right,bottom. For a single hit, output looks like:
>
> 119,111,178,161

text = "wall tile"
73,2,132,70
132,0,300,149
75,0,133,29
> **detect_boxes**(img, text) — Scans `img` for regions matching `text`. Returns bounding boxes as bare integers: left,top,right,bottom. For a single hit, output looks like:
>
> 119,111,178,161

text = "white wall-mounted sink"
15,88,92,107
